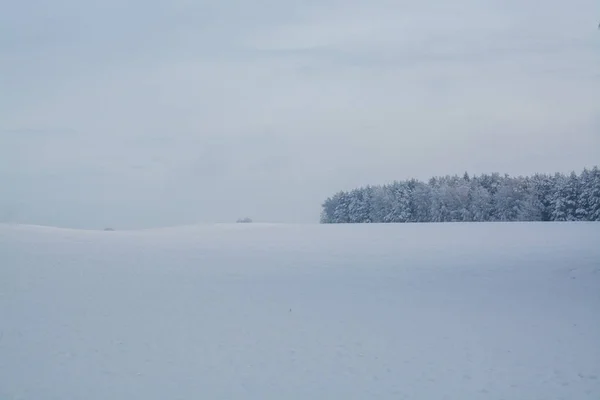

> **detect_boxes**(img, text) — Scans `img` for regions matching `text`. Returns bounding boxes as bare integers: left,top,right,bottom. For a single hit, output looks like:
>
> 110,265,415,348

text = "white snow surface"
1,222,599,399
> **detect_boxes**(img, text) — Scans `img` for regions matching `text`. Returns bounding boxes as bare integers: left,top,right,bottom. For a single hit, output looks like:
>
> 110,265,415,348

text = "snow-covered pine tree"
348,188,372,223
428,177,450,222
564,171,581,221
469,182,493,221
586,166,600,221
518,176,543,221
368,186,384,223
410,180,432,222
494,177,520,221
450,176,471,221
383,181,411,223
530,173,554,221
320,192,342,223
550,173,569,221
576,169,590,220
332,191,352,223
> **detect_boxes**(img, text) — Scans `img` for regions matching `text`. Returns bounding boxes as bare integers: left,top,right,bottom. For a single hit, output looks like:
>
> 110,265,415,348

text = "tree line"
320,167,600,223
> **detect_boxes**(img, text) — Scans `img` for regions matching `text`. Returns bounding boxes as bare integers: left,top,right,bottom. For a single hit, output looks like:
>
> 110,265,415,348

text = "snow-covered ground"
1,222,599,399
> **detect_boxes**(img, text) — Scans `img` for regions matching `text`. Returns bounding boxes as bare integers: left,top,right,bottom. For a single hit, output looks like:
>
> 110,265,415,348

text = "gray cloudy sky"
1,0,599,228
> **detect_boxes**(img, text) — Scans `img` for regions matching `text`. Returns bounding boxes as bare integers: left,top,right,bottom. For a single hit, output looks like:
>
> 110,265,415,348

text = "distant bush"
236,218,253,223
103,227,115,231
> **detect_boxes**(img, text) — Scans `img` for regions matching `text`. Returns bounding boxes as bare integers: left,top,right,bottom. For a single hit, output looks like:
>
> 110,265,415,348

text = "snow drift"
1,222,599,399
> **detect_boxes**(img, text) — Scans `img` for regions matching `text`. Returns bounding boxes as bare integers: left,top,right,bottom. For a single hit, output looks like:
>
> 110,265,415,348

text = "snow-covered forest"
321,167,600,223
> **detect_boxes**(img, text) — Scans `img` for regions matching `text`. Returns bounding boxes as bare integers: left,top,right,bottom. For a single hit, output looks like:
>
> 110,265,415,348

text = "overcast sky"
1,0,599,228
